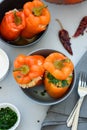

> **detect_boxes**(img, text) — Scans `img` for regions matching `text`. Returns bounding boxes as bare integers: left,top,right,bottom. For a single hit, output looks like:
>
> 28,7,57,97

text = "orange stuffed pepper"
43,52,74,98
21,0,51,39
13,54,45,88
0,9,25,41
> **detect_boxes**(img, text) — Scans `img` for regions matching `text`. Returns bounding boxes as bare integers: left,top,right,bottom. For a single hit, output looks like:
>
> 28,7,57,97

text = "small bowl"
0,48,9,81
0,103,21,130
20,49,76,105
0,0,49,47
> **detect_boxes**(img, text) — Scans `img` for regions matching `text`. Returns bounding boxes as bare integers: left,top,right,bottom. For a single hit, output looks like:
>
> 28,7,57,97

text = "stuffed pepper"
13,54,45,88
0,9,25,41
43,52,74,98
21,0,51,38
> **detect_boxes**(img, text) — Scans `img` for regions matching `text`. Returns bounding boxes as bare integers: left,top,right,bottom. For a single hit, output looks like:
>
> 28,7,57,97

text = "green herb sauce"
0,107,18,129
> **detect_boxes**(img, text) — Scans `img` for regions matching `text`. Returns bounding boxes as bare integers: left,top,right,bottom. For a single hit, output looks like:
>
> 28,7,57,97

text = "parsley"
41,90,46,96
47,72,69,87
0,107,18,129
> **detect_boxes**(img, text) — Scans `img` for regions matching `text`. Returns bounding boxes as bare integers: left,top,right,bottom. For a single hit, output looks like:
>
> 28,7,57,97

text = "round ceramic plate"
0,0,49,47
20,49,76,105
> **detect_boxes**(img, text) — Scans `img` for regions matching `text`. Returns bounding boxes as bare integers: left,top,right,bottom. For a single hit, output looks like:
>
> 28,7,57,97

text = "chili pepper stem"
56,19,64,29
32,5,48,16
13,65,30,75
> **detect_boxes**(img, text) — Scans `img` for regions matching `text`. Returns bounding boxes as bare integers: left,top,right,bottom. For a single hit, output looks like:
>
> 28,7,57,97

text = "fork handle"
67,101,79,127
71,97,84,130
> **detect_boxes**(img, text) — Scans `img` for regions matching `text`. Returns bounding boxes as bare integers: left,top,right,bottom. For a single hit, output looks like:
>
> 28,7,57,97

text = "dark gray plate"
20,49,76,105
0,0,48,47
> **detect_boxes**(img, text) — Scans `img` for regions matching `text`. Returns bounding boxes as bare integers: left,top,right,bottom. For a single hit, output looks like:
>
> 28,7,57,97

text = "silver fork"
67,72,87,130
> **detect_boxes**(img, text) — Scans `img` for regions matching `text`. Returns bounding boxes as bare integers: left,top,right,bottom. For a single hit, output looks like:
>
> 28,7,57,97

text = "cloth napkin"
41,51,87,130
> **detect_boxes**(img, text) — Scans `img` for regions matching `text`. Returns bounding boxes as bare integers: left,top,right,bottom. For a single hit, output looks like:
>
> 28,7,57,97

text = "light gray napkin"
41,51,87,130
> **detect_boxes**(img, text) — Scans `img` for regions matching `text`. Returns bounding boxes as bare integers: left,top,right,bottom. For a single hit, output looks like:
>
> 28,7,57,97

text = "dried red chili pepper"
73,16,87,37
56,19,73,55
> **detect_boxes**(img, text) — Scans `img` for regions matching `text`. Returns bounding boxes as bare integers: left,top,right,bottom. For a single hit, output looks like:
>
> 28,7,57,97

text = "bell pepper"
43,52,74,80
0,9,25,41
44,71,73,98
21,0,51,38
13,54,45,88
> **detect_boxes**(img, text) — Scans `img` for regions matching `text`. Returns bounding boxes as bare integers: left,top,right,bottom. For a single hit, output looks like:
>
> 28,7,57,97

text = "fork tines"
79,72,87,87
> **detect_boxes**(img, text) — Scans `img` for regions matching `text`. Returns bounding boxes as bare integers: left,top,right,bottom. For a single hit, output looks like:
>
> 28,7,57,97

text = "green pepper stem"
54,58,70,69
32,5,48,16
13,65,30,75
56,19,64,30
13,10,22,26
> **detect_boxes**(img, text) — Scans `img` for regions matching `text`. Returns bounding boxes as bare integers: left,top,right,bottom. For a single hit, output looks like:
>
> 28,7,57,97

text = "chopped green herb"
47,72,69,87
41,90,46,96
62,80,69,87
0,107,18,129
33,89,46,96
33,90,38,94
